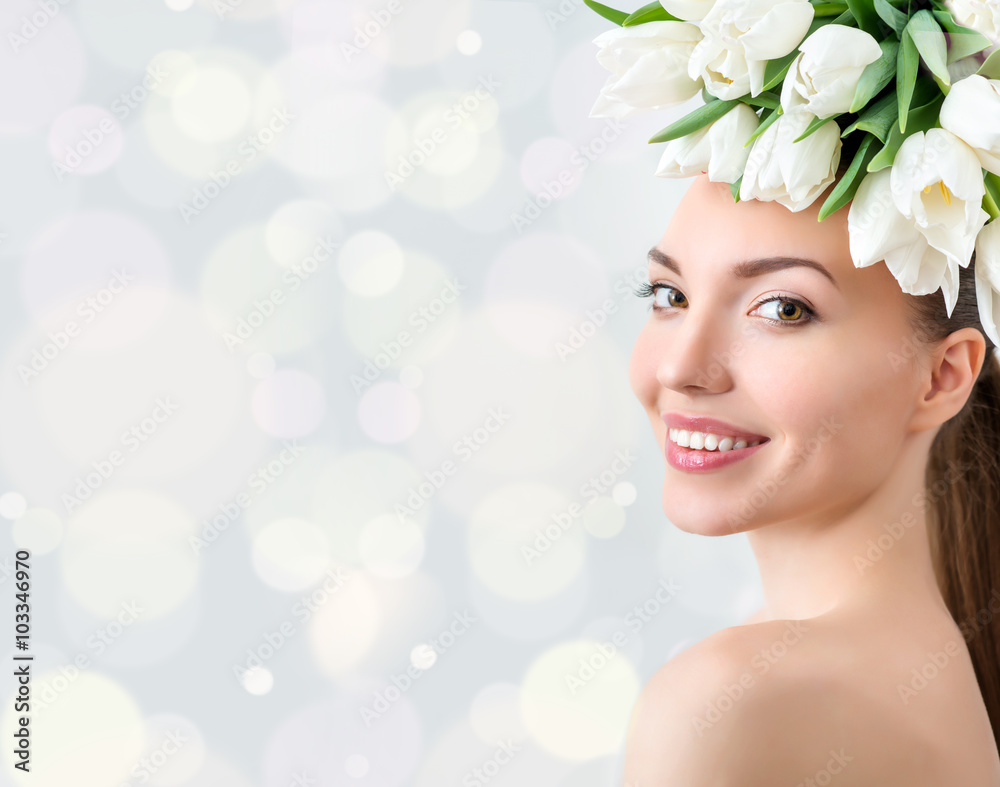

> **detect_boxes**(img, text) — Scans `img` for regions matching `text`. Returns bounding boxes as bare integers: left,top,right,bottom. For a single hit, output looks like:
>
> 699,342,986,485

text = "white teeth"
669,428,763,452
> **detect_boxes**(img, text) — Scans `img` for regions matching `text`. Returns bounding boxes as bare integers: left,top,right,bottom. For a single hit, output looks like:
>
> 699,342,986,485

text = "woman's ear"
911,328,988,432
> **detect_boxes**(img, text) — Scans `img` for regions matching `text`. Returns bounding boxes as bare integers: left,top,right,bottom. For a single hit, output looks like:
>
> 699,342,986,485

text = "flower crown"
587,0,1000,345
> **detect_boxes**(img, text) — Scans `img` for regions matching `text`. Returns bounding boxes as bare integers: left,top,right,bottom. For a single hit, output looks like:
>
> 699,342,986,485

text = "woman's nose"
654,304,735,395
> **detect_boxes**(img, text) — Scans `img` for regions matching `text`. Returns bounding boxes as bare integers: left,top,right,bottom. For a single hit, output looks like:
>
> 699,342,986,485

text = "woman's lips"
661,411,769,443
664,434,769,472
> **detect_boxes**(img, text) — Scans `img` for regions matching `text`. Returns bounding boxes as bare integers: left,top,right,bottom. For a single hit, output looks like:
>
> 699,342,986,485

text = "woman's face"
629,174,927,536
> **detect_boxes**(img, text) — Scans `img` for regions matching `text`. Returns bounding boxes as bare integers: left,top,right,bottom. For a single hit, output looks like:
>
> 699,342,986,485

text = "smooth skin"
625,174,1000,786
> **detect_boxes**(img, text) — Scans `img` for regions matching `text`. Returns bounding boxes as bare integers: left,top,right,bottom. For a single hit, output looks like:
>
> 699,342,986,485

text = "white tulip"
940,74,1000,175
739,110,841,211
655,103,760,182
660,0,715,21
974,219,1000,346
947,0,1000,43
689,0,815,100
889,129,988,278
848,169,962,316
780,25,883,118
589,21,704,119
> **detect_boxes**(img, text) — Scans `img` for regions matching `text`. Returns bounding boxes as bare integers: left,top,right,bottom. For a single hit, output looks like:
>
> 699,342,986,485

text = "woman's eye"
653,284,686,310
754,296,814,325
636,282,815,327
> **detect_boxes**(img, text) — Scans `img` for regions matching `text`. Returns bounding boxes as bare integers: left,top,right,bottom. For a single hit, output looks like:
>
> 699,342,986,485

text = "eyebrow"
647,247,839,290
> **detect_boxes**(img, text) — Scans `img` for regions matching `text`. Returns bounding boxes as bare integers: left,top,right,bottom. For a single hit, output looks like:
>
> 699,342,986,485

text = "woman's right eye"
635,282,687,312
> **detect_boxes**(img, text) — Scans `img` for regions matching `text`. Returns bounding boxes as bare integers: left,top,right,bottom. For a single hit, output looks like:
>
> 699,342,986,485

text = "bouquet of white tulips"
587,0,1000,344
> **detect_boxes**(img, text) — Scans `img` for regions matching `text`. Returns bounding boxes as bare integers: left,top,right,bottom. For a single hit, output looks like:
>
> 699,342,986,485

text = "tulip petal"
940,75,1000,177
739,1,814,62
707,103,759,182
659,0,714,20
975,220,1000,345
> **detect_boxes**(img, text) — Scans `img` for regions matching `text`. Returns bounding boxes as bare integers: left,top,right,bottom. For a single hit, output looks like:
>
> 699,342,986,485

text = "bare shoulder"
621,617,969,787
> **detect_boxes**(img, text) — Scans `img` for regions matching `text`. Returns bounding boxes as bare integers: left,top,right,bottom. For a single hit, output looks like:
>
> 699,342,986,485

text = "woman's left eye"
753,295,815,326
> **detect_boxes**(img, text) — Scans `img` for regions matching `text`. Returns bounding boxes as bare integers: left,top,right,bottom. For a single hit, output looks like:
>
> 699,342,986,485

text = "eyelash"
633,282,817,327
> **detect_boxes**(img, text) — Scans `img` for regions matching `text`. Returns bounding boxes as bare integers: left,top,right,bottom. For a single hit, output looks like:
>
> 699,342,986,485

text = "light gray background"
0,0,762,785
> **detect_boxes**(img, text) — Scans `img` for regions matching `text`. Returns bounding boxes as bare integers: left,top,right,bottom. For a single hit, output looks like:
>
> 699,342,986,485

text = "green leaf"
873,0,906,34
846,0,881,35
910,74,942,108
985,181,1000,221
740,91,781,110
794,113,835,143
622,1,680,25
897,25,918,133
842,91,898,142
648,99,739,144
907,10,950,86
850,38,899,112
985,173,1000,218
812,2,849,17
933,10,992,63
867,93,945,171
731,176,743,204
744,106,783,147
979,47,1000,79
762,51,799,92
582,0,629,25
818,134,882,220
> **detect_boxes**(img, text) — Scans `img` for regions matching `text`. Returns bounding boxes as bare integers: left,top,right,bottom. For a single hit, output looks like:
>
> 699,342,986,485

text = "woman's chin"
661,495,751,537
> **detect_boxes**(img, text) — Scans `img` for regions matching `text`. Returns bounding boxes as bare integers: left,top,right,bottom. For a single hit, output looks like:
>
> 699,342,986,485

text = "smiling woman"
582,0,1000,780
624,173,1000,784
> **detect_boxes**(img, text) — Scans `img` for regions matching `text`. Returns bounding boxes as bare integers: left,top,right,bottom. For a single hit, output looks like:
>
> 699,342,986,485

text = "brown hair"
905,255,1000,750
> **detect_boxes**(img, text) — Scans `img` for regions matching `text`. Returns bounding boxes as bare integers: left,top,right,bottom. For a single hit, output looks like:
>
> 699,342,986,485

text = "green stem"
811,2,849,16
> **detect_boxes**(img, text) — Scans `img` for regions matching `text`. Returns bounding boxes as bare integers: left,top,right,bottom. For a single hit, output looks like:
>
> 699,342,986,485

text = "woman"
622,171,1000,784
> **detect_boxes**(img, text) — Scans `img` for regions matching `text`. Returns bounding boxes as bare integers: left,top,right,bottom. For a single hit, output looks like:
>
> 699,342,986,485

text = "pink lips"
662,412,770,473
662,412,769,443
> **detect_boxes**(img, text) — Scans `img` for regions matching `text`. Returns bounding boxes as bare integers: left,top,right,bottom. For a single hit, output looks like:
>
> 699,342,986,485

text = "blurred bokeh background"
0,0,763,784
